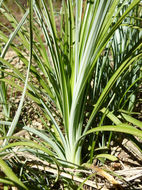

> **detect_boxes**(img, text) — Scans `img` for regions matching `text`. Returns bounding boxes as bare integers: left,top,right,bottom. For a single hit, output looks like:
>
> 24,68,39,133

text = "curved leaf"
85,124,142,139
0,141,54,157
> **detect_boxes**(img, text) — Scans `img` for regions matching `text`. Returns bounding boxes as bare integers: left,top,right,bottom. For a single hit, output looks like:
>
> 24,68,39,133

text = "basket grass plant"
0,0,142,188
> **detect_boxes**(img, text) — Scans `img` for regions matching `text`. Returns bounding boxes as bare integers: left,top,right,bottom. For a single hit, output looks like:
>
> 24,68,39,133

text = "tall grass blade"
2,0,33,146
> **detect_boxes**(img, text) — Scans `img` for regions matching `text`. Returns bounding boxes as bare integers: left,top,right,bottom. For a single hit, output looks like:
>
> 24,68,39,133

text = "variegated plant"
0,0,141,169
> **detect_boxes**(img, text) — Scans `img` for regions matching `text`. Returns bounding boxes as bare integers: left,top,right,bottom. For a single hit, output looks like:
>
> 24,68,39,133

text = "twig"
31,164,102,188
125,173,142,182
115,167,142,176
